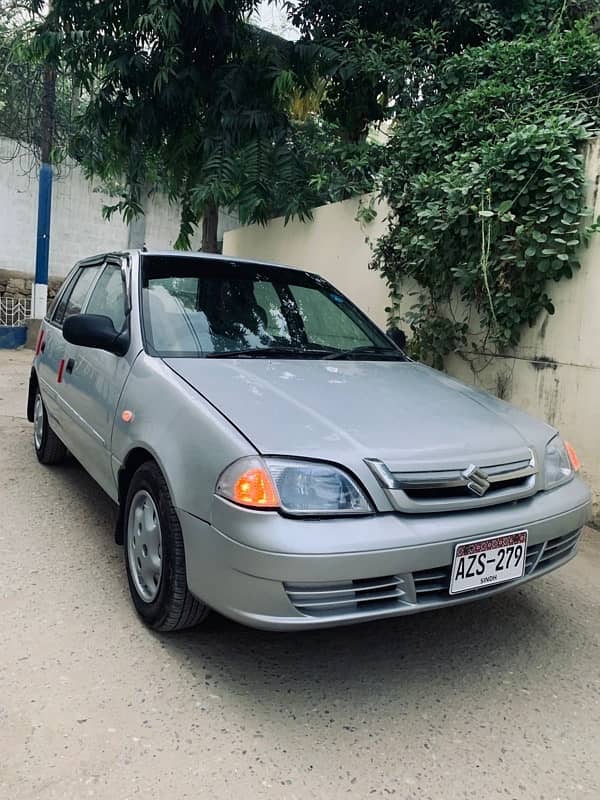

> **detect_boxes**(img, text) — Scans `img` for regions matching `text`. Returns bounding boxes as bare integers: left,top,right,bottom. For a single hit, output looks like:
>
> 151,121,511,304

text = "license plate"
449,531,528,595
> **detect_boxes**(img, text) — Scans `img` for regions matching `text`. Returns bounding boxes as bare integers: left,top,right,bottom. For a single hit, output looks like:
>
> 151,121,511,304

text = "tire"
33,389,67,465
124,461,209,631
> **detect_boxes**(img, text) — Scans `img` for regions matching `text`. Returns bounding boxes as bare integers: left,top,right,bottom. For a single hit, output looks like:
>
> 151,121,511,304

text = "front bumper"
179,477,592,630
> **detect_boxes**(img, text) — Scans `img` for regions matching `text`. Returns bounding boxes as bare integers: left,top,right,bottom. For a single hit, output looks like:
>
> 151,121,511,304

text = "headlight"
216,456,373,515
265,458,373,515
544,437,577,490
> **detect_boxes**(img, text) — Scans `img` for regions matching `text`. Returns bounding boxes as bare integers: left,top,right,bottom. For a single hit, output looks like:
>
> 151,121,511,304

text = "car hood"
165,358,555,468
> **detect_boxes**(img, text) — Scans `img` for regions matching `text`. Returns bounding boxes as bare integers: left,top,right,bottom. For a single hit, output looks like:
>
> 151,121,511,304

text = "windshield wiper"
206,346,336,359
323,345,405,361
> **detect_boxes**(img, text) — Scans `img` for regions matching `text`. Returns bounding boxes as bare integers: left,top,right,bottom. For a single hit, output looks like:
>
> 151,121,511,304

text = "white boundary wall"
0,138,202,278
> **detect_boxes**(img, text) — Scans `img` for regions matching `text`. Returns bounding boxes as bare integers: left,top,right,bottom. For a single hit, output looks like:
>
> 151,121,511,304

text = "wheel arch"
115,447,158,544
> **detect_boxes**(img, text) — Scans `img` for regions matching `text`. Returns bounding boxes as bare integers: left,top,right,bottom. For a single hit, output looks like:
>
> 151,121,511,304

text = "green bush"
372,22,600,367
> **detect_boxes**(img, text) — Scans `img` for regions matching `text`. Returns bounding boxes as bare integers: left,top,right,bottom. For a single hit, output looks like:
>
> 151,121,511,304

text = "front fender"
110,354,256,523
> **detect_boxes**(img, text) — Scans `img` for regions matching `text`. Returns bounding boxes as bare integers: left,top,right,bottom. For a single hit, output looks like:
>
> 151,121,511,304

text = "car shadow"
42,452,119,542
161,582,573,721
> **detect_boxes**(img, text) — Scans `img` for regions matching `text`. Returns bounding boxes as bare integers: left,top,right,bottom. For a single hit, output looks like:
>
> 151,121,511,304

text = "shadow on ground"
166,588,559,699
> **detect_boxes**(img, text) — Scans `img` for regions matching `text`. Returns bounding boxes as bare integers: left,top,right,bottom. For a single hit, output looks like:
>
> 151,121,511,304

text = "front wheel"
33,389,67,465
124,461,209,631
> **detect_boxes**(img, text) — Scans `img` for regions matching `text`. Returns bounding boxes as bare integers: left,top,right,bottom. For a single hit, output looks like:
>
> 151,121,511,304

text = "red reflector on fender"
57,359,65,383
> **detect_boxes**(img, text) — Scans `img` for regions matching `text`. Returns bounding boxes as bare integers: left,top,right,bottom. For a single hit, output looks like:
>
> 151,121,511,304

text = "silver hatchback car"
28,251,591,631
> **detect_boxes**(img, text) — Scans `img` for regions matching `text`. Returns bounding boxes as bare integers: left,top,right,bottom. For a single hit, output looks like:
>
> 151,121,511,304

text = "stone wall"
0,268,63,305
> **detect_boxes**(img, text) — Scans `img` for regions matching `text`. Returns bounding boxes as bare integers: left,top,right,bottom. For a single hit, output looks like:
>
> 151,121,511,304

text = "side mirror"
387,327,407,350
63,314,128,356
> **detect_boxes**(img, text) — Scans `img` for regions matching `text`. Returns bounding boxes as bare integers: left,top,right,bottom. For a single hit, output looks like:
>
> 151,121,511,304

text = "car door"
59,258,134,499
36,263,102,442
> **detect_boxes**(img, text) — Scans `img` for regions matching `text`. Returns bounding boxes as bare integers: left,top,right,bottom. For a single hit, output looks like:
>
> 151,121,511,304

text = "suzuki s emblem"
462,465,490,497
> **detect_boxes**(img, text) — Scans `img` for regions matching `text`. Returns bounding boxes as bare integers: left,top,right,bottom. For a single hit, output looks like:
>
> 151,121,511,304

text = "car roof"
78,249,315,278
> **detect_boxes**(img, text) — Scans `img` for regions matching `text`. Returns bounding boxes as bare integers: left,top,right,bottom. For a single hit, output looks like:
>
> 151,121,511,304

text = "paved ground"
1,348,599,800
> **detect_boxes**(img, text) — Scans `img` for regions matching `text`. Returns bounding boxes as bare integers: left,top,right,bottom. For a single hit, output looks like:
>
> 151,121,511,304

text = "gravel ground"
1,348,599,800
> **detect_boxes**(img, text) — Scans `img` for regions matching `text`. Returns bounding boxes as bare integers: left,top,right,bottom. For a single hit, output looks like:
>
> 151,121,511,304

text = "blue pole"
32,162,53,318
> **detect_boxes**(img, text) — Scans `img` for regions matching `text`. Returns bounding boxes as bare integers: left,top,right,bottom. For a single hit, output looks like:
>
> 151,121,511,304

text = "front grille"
284,575,407,617
365,454,538,514
286,530,581,619
403,474,531,502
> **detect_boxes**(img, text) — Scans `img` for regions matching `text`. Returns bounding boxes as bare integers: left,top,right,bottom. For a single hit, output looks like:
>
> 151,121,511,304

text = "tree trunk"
201,202,219,253
70,80,81,121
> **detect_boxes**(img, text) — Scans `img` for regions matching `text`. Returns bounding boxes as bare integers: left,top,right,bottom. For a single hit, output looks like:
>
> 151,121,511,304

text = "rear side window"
53,266,101,326
85,265,127,331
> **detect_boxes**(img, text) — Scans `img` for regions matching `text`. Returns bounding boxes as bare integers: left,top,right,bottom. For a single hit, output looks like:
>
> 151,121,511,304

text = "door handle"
65,358,75,375
40,341,46,353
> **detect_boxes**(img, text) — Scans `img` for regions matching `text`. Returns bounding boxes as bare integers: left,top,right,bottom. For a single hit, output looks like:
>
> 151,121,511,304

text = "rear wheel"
33,390,67,465
124,461,209,631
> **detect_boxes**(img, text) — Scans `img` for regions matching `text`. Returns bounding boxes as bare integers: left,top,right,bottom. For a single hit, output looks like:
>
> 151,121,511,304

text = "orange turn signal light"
565,441,581,472
233,467,279,508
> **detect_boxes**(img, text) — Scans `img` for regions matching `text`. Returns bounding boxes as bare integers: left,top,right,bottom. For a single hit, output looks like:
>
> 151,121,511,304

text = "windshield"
140,255,401,359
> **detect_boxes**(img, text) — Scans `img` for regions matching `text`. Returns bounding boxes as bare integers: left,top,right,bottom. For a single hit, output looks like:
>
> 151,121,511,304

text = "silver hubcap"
33,393,44,451
127,490,163,603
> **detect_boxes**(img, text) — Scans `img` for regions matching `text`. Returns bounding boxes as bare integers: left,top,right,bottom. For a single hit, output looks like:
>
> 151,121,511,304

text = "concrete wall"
0,138,202,280
223,144,600,518
446,139,600,518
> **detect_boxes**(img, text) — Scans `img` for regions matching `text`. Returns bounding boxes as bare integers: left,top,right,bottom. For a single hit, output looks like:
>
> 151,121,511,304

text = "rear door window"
47,269,78,321
51,271,78,325
53,266,101,326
